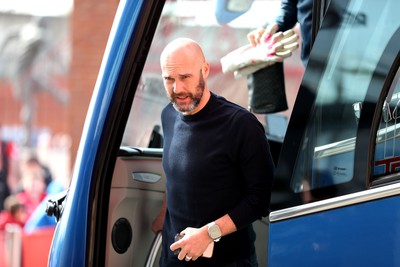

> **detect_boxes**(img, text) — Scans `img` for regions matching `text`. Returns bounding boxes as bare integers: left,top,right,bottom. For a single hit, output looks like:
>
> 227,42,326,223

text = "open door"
106,147,165,266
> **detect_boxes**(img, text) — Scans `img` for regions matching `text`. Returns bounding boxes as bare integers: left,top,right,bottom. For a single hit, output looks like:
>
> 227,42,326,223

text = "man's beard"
171,72,205,113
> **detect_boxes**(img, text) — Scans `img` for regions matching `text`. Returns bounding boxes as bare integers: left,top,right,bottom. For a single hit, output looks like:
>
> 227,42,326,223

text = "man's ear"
202,61,210,78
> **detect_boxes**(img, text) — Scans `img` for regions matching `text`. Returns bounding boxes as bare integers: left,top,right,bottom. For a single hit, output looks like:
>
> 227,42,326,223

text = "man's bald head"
160,38,205,68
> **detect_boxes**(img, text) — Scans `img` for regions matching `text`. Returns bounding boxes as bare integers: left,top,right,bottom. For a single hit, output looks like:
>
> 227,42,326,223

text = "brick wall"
0,1,119,170
69,0,119,163
0,14,71,141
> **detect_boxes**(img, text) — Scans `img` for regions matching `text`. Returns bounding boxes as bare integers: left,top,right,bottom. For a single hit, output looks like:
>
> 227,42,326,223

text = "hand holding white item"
220,29,299,78
247,23,279,47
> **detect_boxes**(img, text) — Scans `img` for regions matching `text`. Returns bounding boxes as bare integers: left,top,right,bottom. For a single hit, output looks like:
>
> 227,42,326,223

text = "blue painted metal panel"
268,196,400,267
48,0,145,266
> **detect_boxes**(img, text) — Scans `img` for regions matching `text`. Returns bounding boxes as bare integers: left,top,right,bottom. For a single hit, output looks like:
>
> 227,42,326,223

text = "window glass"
120,0,304,148
374,67,400,177
290,0,400,194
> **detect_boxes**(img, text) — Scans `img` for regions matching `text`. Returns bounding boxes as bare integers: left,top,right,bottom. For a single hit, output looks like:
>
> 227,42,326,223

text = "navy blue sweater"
160,93,275,266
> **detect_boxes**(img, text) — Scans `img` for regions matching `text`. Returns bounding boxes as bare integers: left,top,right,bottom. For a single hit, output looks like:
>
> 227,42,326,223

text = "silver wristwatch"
207,222,222,242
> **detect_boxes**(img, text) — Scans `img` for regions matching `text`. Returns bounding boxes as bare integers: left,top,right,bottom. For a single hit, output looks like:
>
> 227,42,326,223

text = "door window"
374,67,400,177
120,0,304,149
271,0,400,209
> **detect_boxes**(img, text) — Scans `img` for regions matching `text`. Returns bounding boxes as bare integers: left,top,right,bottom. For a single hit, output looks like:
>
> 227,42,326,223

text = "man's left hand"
170,226,213,261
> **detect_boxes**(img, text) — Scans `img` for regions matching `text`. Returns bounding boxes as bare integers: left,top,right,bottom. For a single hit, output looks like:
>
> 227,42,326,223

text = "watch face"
209,223,221,239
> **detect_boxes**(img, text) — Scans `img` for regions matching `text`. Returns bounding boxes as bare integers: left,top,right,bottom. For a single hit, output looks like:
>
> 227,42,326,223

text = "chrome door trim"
145,232,162,267
269,181,400,222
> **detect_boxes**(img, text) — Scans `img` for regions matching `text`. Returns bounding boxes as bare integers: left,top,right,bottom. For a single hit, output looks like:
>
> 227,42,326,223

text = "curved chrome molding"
145,232,162,267
269,182,400,222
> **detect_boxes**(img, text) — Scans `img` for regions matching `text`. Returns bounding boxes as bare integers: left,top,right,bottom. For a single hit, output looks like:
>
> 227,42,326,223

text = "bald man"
158,38,275,267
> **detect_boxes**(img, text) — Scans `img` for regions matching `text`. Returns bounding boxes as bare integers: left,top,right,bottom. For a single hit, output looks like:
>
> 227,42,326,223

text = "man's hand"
221,29,299,77
170,226,213,261
151,212,164,233
151,194,166,233
247,23,279,47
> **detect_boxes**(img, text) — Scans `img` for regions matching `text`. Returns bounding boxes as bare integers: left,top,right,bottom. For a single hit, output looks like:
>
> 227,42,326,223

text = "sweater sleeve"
275,0,299,32
227,111,275,230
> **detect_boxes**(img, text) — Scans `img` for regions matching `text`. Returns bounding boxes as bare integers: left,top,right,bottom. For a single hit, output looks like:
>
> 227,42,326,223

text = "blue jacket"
275,0,313,65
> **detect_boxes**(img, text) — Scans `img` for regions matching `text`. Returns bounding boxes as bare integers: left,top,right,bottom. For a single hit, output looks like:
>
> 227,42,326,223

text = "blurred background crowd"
0,0,118,229
0,0,120,265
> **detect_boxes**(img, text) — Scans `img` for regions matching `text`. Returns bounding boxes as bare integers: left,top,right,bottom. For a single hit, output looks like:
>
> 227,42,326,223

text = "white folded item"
220,29,299,78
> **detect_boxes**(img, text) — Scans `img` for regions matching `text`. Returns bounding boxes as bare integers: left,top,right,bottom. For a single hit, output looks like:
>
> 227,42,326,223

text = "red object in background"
22,227,55,267
0,226,55,267
0,231,7,267
0,211,25,230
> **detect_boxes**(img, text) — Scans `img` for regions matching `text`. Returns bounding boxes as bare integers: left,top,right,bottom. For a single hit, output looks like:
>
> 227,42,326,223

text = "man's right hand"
151,193,167,233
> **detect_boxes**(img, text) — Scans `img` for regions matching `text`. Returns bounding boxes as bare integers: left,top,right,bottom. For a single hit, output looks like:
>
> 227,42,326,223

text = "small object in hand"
174,233,184,255
202,241,214,258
